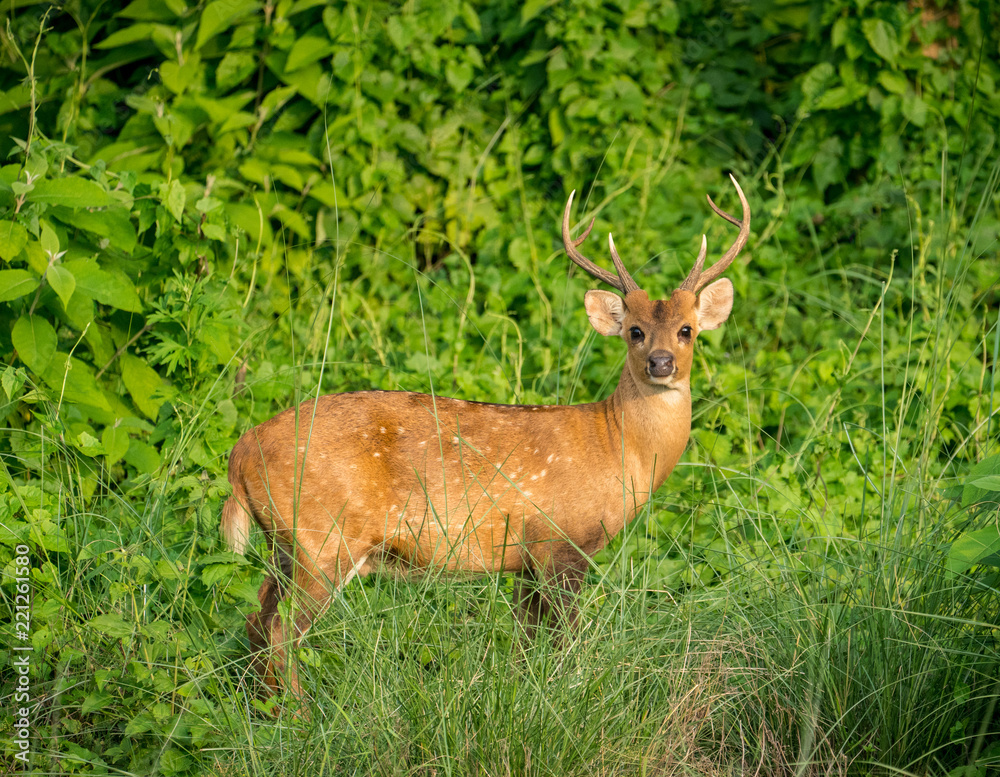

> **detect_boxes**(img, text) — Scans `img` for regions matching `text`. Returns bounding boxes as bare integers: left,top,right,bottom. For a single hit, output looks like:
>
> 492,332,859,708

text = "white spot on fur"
350,464,357,470
380,427,386,433
397,427,404,433
373,452,381,457
541,469,547,477
362,433,368,438
531,475,538,481
546,454,554,463
452,436,459,444
534,448,539,454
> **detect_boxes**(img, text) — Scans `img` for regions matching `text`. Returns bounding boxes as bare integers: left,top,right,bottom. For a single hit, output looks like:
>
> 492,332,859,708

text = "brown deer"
221,176,750,696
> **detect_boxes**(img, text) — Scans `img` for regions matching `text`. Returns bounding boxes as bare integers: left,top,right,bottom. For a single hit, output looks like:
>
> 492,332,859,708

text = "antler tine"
695,174,750,291
608,233,640,295
679,174,751,293
678,234,708,292
562,191,626,292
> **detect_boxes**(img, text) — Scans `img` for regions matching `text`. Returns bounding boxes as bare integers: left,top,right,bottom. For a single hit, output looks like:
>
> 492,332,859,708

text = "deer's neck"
604,363,692,500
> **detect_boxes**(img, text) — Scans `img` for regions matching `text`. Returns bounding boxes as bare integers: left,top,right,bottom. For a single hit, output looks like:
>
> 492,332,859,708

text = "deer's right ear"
584,290,626,336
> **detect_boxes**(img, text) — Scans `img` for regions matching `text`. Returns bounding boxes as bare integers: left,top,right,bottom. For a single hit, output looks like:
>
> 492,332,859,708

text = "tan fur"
224,182,749,698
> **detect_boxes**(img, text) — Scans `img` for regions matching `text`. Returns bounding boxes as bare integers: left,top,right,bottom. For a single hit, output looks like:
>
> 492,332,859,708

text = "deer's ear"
695,278,733,331
584,290,625,336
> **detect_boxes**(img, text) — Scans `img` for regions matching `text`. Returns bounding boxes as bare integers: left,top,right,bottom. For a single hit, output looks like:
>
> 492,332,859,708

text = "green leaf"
196,0,259,49
877,70,909,95
216,50,256,90
51,205,138,253
962,455,1000,507
947,527,1000,577
96,22,162,48
40,222,60,255
125,439,161,473
81,690,115,715
43,354,112,411
164,179,186,222
12,315,57,374
89,613,133,639
47,264,76,308
445,60,474,92
122,353,168,419
0,220,27,261
969,475,1000,492
102,425,130,465
521,0,555,24
285,35,332,72
64,258,143,312
861,18,899,64
28,178,113,208
202,562,241,587
119,0,182,22
0,269,38,302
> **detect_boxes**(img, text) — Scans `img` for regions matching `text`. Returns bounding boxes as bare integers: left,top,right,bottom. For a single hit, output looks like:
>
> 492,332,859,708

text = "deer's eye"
629,326,645,344
679,325,693,341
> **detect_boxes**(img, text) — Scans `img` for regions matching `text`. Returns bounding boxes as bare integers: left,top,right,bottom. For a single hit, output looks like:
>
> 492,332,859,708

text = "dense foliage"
0,0,998,774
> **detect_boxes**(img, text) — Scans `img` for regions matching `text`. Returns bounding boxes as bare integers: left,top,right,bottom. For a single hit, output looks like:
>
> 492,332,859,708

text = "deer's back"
228,390,630,571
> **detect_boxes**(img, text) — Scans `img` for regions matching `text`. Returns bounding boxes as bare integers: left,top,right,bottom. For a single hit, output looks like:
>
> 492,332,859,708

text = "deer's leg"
265,542,371,699
521,519,589,634
512,572,545,639
247,543,292,694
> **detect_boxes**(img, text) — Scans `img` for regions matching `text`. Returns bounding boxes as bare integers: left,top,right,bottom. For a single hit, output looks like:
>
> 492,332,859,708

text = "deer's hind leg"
262,536,372,699
247,542,291,691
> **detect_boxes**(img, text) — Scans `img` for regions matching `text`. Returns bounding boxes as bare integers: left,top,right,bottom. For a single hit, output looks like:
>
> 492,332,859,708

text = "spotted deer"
222,176,750,696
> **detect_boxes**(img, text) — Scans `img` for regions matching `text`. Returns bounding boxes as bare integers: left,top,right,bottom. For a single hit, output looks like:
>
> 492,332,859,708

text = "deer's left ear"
695,278,733,331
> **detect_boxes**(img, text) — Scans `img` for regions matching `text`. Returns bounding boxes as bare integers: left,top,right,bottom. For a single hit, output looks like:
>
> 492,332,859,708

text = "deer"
221,175,750,697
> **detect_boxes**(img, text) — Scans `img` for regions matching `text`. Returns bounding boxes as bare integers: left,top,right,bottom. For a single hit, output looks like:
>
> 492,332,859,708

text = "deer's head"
563,175,751,391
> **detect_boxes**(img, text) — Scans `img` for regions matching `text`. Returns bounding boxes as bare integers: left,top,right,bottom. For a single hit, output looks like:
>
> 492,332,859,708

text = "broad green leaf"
125,438,161,473
122,353,168,419
47,264,76,308
878,70,909,95
96,22,162,48
12,315,57,374
969,475,1000,492
285,35,332,72
216,50,256,90
0,269,38,302
51,205,138,252
2,365,26,400
522,0,555,24
89,613,133,639
445,60,474,92
962,455,1000,507
102,425,130,465
202,562,241,587
43,354,112,411
119,0,182,21
81,690,115,715
0,220,27,261
196,0,258,50
28,178,113,208
40,222,60,255
165,179,186,222
947,527,1000,577
862,18,899,64
64,258,143,312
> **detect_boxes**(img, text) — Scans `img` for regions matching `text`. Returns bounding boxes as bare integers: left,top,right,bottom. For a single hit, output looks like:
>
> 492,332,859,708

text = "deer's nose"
647,351,675,378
